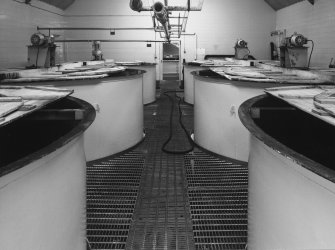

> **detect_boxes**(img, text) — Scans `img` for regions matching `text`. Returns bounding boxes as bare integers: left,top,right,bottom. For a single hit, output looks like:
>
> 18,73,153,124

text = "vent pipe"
153,1,170,42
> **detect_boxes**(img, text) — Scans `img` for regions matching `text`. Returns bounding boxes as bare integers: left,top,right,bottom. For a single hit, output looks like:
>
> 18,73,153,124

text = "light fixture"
110,29,115,35
146,42,152,47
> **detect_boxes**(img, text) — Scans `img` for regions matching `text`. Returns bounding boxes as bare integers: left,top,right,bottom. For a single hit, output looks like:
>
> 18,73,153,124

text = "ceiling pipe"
129,0,142,11
129,0,203,42
129,0,151,11
164,0,172,39
129,0,203,12
153,1,170,42
153,2,168,23
37,27,155,31
54,39,177,43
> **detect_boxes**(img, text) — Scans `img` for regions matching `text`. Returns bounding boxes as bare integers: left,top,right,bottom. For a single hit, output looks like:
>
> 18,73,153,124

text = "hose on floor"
161,90,194,154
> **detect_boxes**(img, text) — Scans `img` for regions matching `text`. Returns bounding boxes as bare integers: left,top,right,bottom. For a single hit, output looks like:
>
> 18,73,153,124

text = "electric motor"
235,39,248,48
288,33,307,47
30,33,46,46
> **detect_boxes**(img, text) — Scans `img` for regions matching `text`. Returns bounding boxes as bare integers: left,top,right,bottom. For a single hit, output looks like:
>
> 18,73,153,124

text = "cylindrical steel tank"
193,70,277,161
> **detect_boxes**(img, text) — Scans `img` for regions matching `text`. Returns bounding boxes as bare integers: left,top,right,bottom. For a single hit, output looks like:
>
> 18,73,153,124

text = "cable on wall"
307,39,314,68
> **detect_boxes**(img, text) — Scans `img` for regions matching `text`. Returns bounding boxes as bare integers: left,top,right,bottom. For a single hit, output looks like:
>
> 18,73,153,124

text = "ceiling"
264,0,313,10
37,0,75,10
36,0,314,12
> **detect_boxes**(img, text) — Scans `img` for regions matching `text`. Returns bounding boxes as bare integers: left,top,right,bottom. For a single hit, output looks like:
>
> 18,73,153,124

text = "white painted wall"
63,0,157,63
0,0,276,71
2,1,335,70
63,0,275,65
185,0,276,60
276,0,335,68
0,0,65,69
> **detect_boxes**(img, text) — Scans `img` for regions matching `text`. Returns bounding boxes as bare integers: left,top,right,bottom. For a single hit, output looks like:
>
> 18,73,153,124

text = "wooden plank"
25,86,71,92
0,87,72,100
277,88,322,99
66,67,125,76
1,74,108,83
275,79,329,84
265,86,335,126
0,86,73,127
0,97,22,102
313,102,335,117
0,102,23,117
210,64,331,84
312,107,330,116
314,90,335,104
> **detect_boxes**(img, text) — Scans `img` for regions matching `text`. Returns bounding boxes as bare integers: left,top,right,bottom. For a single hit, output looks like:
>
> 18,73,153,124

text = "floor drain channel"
86,151,144,250
185,151,248,250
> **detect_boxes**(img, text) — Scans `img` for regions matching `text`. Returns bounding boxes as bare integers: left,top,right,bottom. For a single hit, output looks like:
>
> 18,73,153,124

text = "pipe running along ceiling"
129,0,204,42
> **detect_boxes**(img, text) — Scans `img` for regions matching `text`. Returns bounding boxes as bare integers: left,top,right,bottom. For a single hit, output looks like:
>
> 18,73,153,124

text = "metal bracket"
26,109,85,120
250,107,296,119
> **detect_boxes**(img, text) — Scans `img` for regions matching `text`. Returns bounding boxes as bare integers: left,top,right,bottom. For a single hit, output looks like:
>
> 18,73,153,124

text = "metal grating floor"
86,80,248,249
184,151,248,250
126,81,195,249
86,152,145,250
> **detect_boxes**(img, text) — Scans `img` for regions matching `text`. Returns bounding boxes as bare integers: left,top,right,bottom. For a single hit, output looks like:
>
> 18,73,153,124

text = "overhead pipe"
153,2,168,23
151,16,167,35
164,0,172,37
54,39,176,43
129,0,151,11
129,0,203,42
129,0,203,12
37,27,154,31
153,1,170,42
178,13,181,37
181,11,189,32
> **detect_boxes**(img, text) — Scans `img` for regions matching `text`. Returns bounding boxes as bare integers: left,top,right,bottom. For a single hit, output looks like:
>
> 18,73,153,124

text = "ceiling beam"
36,0,75,10
264,0,304,10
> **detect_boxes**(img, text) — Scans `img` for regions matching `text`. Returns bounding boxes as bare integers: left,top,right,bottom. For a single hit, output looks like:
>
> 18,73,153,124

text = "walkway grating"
86,152,145,250
185,151,248,250
86,80,248,250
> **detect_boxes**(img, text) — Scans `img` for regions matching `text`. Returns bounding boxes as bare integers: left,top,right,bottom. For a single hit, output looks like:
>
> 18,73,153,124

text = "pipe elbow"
129,0,143,12
153,1,167,24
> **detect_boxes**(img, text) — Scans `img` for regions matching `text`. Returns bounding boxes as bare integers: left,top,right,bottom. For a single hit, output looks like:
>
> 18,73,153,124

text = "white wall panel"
0,0,65,69
0,0,280,69
276,1,335,68
63,0,157,62
185,0,276,60
62,0,275,75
